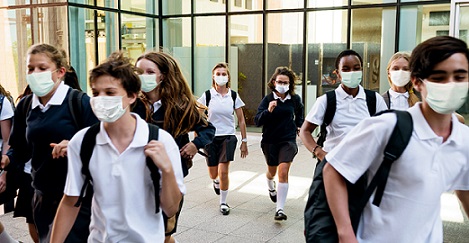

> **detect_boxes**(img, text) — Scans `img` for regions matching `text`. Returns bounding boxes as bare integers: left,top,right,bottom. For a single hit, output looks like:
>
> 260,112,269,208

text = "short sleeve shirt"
388,89,410,110
197,88,245,136
0,97,14,121
65,114,186,242
326,103,469,242
305,85,388,152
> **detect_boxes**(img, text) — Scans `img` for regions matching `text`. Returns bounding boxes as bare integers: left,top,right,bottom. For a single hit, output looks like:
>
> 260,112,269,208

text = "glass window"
194,16,225,96
266,12,304,98
352,0,395,4
2,0,31,6
307,10,347,109
351,7,386,92
122,14,158,61
308,0,347,8
267,0,303,10
163,0,190,15
68,0,93,4
97,0,118,9
121,0,157,15
195,0,226,14
32,0,66,3
0,8,32,99
162,17,192,90
230,14,263,125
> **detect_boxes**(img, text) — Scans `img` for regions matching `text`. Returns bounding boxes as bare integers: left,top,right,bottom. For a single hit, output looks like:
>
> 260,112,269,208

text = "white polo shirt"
305,85,387,152
326,103,469,242
0,96,14,153
388,89,409,110
65,114,186,243
197,88,245,136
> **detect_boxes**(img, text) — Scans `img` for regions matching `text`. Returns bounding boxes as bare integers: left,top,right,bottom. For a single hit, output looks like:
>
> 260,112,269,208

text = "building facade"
1,0,468,124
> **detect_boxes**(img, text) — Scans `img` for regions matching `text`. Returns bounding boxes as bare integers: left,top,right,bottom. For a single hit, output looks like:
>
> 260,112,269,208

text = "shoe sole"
274,215,287,220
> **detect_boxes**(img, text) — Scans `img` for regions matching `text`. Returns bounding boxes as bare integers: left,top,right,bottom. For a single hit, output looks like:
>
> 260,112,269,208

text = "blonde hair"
386,52,419,107
211,62,231,88
27,44,69,76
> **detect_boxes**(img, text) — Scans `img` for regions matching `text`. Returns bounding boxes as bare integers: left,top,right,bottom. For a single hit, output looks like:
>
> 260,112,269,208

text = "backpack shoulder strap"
75,123,100,207
68,88,85,129
231,90,237,110
146,123,161,214
21,94,33,120
317,90,336,147
382,90,391,109
355,110,413,213
205,90,211,107
364,89,377,116
0,95,4,114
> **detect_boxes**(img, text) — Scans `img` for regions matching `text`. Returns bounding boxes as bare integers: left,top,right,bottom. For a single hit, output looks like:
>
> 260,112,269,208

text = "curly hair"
136,52,208,138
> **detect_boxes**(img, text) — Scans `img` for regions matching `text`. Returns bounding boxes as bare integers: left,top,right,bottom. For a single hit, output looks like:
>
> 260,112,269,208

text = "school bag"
304,110,413,242
204,89,237,113
74,122,162,213
316,89,377,147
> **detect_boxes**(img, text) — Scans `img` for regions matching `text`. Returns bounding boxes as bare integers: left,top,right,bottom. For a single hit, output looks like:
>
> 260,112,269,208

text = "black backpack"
204,89,237,113
74,123,162,214
316,89,377,147
304,110,413,242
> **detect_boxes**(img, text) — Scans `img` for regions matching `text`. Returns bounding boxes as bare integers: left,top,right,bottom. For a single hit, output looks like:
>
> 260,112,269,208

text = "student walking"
323,35,469,242
255,66,304,220
197,62,248,215
50,52,185,242
135,51,215,243
382,52,419,110
1,43,97,243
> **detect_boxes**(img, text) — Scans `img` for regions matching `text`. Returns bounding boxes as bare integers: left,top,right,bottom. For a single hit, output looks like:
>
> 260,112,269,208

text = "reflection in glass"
230,14,263,125
267,0,303,10
308,0,347,8
122,14,157,61
121,0,157,14
194,16,226,96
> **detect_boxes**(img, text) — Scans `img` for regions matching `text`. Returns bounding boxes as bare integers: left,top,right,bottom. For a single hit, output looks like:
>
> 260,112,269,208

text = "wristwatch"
241,138,248,143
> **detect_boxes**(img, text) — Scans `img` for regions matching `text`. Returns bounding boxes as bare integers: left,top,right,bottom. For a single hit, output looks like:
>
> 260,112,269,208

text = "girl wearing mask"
51,51,185,243
134,52,215,243
1,43,98,242
323,35,469,243
254,66,304,221
382,52,419,110
197,62,248,216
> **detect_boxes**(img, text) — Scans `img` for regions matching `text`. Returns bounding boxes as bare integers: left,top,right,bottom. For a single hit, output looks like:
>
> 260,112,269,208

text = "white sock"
267,177,275,191
220,190,228,204
276,182,289,211
0,229,17,243
213,179,220,189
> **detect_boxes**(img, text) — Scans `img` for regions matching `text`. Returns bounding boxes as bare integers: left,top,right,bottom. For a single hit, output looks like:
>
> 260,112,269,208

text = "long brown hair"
386,52,419,107
136,52,208,138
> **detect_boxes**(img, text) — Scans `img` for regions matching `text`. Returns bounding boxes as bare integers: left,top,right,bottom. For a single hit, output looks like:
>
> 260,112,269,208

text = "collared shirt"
197,88,245,136
32,81,69,112
65,114,186,242
326,103,469,242
305,85,388,152
153,100,162,112
388,89,410,110
273,92,291,102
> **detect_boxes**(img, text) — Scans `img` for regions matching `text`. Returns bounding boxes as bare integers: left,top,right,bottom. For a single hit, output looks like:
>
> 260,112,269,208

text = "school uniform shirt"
388,89,409,110
325,103,469,243
305,85,387,153
7,82,98,196
0,97,14,152
254,92,304,144
65,113,186,243
197,88,245,136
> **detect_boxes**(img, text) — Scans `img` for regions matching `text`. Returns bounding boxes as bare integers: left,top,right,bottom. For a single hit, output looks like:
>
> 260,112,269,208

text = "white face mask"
139,74,158,92
90,96,127,123
340,71,362,88
422,79,468,114
390,70,411,87
214,75,228,86
26,71,56,97
275,84,289,94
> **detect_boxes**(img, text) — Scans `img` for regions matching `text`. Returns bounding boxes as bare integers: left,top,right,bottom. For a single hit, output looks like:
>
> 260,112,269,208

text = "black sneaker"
269,181,277,203
213,180,220,195
274,209,287,221
220,203,230,215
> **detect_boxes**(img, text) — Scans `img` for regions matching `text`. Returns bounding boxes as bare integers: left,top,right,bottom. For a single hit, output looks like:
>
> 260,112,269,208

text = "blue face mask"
340,71,362,88
26,71,56,97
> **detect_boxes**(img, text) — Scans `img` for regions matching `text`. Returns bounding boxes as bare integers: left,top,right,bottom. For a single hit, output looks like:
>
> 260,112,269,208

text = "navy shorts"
204,135,238,167
261,141,298,166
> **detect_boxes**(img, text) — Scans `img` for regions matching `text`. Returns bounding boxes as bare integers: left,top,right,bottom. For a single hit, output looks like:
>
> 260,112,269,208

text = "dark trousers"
33,190,91,243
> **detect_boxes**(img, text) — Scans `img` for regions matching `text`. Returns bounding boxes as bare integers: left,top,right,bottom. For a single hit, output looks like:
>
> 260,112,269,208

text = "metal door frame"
450,0,469,37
